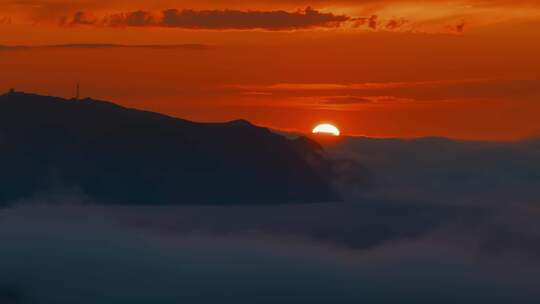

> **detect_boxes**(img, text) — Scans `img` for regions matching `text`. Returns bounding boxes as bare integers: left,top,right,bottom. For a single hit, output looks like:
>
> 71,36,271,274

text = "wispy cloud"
0,43,213,51
228,79,497,92
227,79,540,107
323,96,373,105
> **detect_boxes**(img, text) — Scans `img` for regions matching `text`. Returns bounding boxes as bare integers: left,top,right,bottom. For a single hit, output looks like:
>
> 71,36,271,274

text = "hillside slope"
0,91,338,204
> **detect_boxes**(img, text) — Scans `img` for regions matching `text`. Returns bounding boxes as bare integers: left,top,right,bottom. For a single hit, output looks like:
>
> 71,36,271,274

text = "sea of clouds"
1,137,540,303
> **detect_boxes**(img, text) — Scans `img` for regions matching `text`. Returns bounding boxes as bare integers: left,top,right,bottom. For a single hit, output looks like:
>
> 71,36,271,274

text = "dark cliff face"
0,92,339,205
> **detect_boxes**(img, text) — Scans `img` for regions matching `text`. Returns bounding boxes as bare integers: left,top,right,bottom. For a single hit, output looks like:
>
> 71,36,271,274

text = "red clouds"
3,0,539,33
67,7,350,30
158,7,349,30
353,15,409,31
64,8,415,32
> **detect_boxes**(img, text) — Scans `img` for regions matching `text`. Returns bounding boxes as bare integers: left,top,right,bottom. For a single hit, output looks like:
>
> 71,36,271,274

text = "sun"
312,123,341,136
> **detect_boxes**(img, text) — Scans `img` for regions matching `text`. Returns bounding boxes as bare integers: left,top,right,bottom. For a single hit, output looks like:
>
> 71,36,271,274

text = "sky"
1,0,539,140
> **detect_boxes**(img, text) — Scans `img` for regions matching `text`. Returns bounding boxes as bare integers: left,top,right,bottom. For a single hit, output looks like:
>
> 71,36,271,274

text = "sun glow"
312,123,341,136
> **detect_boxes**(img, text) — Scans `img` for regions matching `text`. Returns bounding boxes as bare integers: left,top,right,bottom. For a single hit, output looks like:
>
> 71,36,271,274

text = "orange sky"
1,0,539,140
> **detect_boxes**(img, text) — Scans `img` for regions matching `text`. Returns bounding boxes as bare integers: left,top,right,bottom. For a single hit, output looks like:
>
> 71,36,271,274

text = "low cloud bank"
327,137,540,205
1,205,539,304
1,137,540,302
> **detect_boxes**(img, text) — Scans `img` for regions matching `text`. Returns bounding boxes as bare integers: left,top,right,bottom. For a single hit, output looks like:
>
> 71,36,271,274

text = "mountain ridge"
0,91,339,205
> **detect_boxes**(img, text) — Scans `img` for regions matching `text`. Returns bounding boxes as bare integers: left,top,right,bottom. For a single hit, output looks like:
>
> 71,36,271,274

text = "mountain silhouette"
0,91,339,205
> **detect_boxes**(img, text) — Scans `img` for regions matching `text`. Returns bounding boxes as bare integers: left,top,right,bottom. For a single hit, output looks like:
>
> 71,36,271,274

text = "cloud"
160,7,349,30
1,194,540,303
66,7,351,30
328,137,540,205
0,45,29,51
263,83,349,90
106,10,156,27
3,0,539,34
318,95,414,108
52,6,444,33
46,43,213,50
456,22,466,33
230,80,486,92
229,79,540,104
1,136,540,302
0,286,20,304
3,137,540,257
327,140,540,252
0,43,213,51
353,15,379,30
323,96,373,104
0,16,12,24
385,17,409,30
68,10,97,25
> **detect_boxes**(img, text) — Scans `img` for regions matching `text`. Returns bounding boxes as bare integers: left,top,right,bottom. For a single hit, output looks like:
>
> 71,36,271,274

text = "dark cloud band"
65,7,350,30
